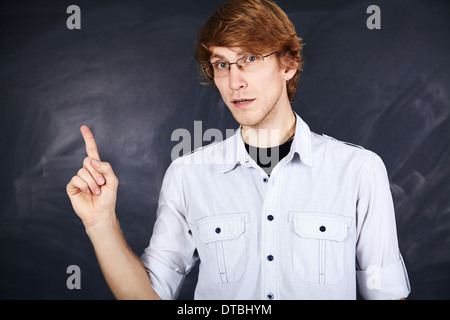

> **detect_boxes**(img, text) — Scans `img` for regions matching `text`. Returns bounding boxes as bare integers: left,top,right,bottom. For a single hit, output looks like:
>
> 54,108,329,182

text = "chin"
230,110,265,128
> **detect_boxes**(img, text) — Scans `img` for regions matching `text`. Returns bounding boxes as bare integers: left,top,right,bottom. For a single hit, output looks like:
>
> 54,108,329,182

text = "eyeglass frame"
203,51,278,79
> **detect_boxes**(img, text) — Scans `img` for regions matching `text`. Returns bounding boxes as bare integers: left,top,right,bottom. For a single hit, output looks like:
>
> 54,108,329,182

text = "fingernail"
97,177,105,185
92,159,101,168
95,188,101,195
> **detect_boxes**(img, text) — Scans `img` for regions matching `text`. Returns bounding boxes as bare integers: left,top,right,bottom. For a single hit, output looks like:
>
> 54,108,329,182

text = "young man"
66,0,410,300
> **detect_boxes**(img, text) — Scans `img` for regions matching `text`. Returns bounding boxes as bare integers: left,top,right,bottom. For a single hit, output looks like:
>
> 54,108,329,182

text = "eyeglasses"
203,52,277,79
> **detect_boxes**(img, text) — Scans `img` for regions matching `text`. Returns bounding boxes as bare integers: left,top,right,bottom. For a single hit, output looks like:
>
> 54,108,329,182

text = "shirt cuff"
357,255,411,300
140,253,185,300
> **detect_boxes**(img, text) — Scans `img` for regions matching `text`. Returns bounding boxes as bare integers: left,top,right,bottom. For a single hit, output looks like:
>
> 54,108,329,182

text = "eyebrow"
210,54,227,61
210,50,247,62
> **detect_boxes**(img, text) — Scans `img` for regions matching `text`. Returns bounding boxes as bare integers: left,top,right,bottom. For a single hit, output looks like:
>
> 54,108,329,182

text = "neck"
242,109,297,148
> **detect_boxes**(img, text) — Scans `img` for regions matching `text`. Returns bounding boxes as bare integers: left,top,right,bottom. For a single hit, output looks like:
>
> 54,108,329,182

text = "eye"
215,61,229,70
245,55,258,63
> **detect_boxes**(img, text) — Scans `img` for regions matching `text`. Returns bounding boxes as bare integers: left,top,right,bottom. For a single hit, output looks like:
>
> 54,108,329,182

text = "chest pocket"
289,212,352,285
196,213,249,284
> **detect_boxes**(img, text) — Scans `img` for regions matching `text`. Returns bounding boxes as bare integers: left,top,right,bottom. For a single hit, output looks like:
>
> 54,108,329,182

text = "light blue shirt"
141,114,411,300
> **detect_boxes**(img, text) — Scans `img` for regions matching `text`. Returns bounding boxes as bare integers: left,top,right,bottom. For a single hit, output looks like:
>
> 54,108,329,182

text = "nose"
228,64,247,91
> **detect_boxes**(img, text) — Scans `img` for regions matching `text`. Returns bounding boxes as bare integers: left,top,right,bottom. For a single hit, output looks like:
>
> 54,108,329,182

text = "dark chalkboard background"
1,0,449,300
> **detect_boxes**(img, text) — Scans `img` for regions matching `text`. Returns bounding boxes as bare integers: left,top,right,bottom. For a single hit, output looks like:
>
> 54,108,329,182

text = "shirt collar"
290,112,313,167
221,112,313,173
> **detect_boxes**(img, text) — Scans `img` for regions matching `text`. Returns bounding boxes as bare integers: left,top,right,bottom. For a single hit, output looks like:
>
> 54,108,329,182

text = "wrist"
84,212,120,239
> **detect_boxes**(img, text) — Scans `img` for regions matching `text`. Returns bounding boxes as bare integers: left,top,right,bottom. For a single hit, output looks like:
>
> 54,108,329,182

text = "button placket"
261,169,279,300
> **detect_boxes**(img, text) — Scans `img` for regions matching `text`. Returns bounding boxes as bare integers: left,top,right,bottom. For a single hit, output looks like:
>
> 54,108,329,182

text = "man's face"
211,47,292,129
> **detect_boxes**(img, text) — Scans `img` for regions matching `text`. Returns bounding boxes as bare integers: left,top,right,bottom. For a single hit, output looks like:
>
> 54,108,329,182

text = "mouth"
231,98,256,108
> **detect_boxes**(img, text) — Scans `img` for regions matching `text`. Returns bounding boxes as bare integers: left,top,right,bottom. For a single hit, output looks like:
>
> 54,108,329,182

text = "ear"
284,68,297,82
277,53,299,82
283,63,298,82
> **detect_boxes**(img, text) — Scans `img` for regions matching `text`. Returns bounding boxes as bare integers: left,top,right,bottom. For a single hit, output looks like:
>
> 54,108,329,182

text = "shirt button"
267,255,274,261
320,226,326,232
215,227,221,234
267,215,274,221
263,177,269,183
267,292,274,300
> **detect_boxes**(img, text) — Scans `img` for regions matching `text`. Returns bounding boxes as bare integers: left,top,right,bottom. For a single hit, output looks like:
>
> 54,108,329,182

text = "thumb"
91,159,119,189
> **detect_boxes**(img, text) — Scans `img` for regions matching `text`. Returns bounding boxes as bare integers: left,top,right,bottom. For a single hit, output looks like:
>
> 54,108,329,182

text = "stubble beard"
230,84,284,130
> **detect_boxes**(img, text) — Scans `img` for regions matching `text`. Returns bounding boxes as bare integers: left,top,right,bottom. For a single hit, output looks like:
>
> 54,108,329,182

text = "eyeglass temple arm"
263,51,278,59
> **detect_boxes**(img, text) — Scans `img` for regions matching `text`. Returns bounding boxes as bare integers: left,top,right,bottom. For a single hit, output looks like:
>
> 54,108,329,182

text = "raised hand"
66,126,119,229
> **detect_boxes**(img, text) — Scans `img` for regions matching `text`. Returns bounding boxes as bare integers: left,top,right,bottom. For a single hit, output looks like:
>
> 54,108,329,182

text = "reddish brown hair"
195,0,305,102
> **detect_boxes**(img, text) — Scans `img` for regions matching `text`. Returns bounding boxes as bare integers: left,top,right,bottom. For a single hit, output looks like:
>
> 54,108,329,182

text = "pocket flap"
289,212,352,242
196,213,248,244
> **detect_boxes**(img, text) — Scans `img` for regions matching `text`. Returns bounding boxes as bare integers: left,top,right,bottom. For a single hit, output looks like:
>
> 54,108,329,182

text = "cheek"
214,78,229,99
255,69,285,98
257,62,285,84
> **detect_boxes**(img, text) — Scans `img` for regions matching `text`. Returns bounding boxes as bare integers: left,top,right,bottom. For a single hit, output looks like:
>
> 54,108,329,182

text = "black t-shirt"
244,137,294,176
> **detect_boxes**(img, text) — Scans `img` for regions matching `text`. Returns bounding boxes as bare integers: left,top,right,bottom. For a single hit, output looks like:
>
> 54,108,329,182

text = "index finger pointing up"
80,125,101,161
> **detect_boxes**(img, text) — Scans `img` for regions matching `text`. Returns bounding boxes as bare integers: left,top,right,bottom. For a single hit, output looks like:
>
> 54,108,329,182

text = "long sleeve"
140,163,198,300
355,154,411,299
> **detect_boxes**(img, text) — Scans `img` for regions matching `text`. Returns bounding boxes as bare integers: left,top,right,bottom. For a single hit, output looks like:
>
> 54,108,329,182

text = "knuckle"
83,157,91,167
71,175,80,184
77,168,86,176
67,175,84,191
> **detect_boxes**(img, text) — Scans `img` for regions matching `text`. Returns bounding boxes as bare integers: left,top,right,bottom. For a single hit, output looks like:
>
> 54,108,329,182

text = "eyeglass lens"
206,54,265,79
